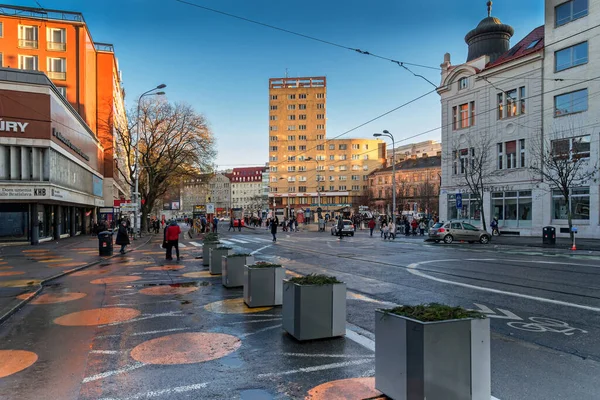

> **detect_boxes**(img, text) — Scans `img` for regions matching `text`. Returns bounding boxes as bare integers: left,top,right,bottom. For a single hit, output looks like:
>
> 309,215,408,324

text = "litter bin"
542,226,556,245
98,231,114,256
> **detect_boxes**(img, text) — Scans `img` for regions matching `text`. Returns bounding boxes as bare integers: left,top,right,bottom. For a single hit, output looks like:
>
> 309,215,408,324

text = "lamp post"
374,130,396,223
133,84,166,238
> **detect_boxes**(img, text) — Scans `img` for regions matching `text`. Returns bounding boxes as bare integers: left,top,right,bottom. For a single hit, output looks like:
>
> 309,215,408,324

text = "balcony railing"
18,39,38,49
47,71,66,80
47,41,66,51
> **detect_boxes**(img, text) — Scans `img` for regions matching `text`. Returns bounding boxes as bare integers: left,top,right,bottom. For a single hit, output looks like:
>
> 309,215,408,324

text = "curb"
0,235,154,326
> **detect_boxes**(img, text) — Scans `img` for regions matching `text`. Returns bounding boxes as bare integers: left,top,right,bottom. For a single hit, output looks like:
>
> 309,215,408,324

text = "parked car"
427,220,491,244
331,219,355,236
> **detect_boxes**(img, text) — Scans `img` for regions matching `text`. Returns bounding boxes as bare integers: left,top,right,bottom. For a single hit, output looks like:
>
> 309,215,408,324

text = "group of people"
363,215,438,239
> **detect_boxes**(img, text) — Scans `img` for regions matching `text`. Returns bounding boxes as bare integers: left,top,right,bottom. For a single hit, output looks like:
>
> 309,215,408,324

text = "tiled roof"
485,26,544,69
230,166,266,182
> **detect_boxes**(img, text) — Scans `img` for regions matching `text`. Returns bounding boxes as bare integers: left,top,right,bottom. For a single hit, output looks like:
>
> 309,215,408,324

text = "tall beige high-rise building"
267,76,386,220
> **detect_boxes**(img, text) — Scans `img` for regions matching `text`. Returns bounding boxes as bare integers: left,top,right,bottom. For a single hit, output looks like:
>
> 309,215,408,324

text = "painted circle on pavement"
144,265,185,271
0,350,38,378
90,276,141,285
41,258,73,263
49,262,86,268
305,377,383,400
0,280,42,288
204,298,272,314
17,292,87,304
139,285,198,296
121,261,152,266
182,271,213,278
0,266,13,270
0,271,24,277
130,332,241,365
54,307,140,326
22,249,49,253
70,269,110,276
0,261,8,265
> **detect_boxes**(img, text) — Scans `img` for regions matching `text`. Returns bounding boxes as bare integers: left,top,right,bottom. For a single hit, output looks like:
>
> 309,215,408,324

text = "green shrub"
288,274,342,285
247,261,282,269
203,233,219,242
382,303,485,322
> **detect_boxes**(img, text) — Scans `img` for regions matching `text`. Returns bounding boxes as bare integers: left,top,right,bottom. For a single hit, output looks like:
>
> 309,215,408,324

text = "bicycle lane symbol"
507,317,588,336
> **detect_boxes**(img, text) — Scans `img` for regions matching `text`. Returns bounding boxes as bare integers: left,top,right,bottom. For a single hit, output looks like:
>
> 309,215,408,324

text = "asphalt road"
0,225,599,399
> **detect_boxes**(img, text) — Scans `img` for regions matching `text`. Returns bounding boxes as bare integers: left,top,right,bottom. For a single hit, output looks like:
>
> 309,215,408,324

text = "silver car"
331,219,355,236
428,220,491,244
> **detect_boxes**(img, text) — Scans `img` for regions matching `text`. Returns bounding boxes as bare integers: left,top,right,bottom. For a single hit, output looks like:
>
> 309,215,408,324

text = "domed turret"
465,1,514,63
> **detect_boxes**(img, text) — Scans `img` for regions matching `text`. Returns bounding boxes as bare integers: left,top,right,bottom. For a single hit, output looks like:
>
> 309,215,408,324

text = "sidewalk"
0,233,153,324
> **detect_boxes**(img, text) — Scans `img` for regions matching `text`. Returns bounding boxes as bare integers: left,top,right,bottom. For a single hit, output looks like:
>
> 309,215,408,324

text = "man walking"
337,216,344,240
165,220,182,261
213,217,219,233
237,218,242,232
368,218,376,237
271,216,278,242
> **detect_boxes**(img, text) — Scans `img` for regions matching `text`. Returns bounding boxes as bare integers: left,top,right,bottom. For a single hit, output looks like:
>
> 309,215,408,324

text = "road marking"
219,240,235,245
239,324,281,338
257,359,372,378
471,303,522,320
345,328,375,352
96,327,190,339
227,318,282,324
90,350,128,355
407,259,600,313
189,241,202,247
283,353,374,358
250,245,272,255
228,238,250,244
82,362,145,383
97,382,209,400
507,317,588,336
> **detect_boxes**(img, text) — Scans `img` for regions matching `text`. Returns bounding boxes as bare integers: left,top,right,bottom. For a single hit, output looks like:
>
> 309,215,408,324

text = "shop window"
552,187,589,220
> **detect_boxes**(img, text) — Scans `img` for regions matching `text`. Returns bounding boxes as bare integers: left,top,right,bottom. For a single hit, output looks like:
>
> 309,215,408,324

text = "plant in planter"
375,303,489,400
209,246,233,275
243,262,284,307
202,233,221,266
222,254,254,288
282,274,346,341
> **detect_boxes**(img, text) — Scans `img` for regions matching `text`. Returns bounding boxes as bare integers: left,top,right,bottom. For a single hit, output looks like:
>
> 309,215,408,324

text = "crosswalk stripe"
179,243,187,248
189,241,202,247
228,238,249,244
248,237,273,243
219,240,235,245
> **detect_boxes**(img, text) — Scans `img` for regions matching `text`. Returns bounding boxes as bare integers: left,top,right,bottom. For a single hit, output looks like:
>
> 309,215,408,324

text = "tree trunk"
565,193,574,244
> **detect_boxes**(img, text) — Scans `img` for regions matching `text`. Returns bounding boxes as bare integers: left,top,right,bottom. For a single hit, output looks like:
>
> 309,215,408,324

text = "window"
0,22,2,37
316,155,325,161
520,87,526,114
497,143,503,170
270,156,278,161
340,165,347,171
287,135,296,141
351,175,359,181
299,186,307,192
299,135,307,140
317,124,325,130
526,39,541,49
299,145,306,151
287,146,296,151
555,42,588,71
47,28,66,51
329,185,335,191
552,188,589,220
56,86,67,98
452,101,475,129
317,165,325,171
339,176,347,181
298,125,306,130
288,156,296,162
288,94,296,100
316,134,324,140
519,139,526,168
317,114,324,119
552,135,590,160
364,155,369,160
352,165,360,170
288,105,296,110
18,25,38,48
287,125,296,131
299,114,307,120
288,166,296,172
506,89,517,117
340,155,347,161
555,89,588,116
316,145,324,150
47,57,66,80
288,115,296,120
270,166,278,172
329,166,335,171
271,95,278,100
18,55,38,71
363,165,369,171
298,166,306,172
339,144,347,150
270,136,278,141
317,103,325,109
339,186,347,191
352,185,360,191
506,141,517,169
498,87,526,119
299,94,307,99
270,105,278,110
299,104,306,110
352,144,360,150
352,154,359,160
289,187,296,192
458,77,468,90
317,93,325,99
555,0,588,27
329,155,335,161
270,115,277,121
269,126,278,131
329,176,335,181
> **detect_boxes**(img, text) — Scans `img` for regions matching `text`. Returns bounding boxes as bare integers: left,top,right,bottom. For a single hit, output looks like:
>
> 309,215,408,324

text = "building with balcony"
230,166,267,217
267,76,386,220
0,5,129,214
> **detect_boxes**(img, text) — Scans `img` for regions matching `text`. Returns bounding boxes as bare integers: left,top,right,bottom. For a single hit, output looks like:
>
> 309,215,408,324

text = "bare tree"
248,195,268,216
451,132,497,231
395,176,410,213
417,177,438,215
354,188,376,210
109,98,216,233
529,120,597,243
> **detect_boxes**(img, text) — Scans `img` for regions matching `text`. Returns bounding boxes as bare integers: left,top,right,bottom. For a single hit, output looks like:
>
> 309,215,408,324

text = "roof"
230,166,266,183
485,25,544,69
372,155,441,174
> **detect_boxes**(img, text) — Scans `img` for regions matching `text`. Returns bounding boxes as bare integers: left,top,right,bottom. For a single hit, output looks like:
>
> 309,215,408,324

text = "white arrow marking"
472,303,522,320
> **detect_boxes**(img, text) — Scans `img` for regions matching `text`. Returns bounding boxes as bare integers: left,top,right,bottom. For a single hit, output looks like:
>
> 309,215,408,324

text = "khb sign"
456,193,463,210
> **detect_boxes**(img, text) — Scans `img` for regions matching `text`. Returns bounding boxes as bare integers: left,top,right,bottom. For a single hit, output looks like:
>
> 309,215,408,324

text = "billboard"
162,187,181,210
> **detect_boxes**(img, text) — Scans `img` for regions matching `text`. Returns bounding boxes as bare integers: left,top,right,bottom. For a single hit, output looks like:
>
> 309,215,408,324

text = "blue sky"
5,0,544,168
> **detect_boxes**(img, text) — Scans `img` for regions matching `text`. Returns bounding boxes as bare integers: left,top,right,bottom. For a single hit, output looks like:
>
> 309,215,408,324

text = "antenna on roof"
487,1,492,17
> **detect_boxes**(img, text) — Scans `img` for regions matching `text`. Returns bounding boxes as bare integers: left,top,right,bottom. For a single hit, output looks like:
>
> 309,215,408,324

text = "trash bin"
542,226,556,245
98,231,113,256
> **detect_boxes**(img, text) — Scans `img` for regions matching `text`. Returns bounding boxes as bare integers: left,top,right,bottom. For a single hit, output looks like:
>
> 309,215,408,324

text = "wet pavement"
1,225,600,399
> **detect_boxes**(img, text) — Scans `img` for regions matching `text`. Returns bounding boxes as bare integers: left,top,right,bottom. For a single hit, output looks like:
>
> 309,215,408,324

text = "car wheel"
443,235,454,244
480,235,490,244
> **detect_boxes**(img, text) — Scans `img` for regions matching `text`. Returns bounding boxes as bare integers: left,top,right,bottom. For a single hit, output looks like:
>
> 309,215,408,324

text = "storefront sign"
457,185,515,194
0,187,39,197
52,128,90,161
0,119,29,133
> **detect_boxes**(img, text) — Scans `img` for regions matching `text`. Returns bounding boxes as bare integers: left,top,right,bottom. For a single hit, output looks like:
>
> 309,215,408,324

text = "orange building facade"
0,5,129,209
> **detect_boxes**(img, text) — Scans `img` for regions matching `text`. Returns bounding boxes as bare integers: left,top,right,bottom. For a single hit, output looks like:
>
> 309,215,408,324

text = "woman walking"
271,217,278,242
115,220,130,254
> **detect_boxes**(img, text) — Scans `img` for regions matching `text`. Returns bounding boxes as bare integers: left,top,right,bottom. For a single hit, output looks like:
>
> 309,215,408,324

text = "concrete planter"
243,265,284,307
209,247,232,274
222,255,254,288
202,241,220,266
375,310,490,400
282,280,346,341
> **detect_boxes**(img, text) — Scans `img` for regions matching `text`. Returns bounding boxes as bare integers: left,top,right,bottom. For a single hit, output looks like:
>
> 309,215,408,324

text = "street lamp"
374,130,396,223
133,84,166,238
305,157,321,214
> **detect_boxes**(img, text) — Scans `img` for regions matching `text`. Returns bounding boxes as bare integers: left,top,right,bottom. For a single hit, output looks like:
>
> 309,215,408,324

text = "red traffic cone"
571,243,577,251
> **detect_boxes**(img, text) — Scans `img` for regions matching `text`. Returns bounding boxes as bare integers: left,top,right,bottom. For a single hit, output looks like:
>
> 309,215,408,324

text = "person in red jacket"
411,218,418,235
165,220,182,261
368,218,376,237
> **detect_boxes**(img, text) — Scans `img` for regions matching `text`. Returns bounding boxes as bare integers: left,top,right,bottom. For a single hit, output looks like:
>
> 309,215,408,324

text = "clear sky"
4,0,544,169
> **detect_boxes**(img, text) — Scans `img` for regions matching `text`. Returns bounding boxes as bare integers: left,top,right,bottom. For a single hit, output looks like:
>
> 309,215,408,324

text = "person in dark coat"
115,220,130,254
270,217,278,242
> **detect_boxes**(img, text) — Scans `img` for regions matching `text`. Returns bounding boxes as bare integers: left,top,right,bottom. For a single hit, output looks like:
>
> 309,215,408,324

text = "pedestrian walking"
115,220,130,254
368,218,376,237
294,218,299,232
213,217,219,233
380,221,387,238
419,220,426,236
271,217,278,242
411,219,418,235
491,218,500,236
388,221,396,240
237,219,242,232
337,216,344,240
165,220,182,261
382,224,389,240
228,218,234,231
404,219,411,236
